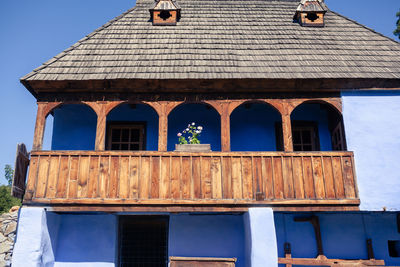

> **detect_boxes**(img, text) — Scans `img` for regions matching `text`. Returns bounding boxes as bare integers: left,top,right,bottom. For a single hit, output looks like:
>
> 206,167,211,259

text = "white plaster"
246,208,277,267
342,92,400,211
12,207,57,267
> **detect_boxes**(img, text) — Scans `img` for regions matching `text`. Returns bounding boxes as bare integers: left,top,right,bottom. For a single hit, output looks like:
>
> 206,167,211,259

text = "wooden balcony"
24,151,359,212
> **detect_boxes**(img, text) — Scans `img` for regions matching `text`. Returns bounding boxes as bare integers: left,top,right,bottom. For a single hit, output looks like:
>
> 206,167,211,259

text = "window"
388,240,400,257
292,121,320,151
119,216,169,267
331,121,347,151
107,123,146,151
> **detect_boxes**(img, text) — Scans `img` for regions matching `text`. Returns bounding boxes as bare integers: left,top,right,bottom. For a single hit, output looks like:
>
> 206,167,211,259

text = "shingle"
21,0,400,82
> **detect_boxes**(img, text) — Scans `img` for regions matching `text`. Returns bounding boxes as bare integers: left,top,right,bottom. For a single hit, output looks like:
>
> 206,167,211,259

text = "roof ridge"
20,6,138,81
329,10,400,46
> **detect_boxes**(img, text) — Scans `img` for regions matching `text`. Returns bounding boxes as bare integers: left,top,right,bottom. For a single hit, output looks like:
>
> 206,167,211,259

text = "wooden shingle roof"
21,0,400,83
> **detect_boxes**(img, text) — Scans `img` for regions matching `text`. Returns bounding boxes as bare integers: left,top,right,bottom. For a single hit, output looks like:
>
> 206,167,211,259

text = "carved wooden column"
281,102,294,152
220,103,231,152
32,102,61,151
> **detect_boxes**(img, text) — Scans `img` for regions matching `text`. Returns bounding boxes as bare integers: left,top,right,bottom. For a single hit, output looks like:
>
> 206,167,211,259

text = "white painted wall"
342,91,400,211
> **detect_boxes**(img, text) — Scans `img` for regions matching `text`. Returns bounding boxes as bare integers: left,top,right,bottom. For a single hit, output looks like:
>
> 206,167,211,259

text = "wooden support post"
158,110,168,152
95,106,107,151
220,103,231,152
32,102,61,151
282,112,293,152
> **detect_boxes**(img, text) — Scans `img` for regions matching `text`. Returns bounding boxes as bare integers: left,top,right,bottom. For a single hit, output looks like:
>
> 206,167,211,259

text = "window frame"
106,121,147,151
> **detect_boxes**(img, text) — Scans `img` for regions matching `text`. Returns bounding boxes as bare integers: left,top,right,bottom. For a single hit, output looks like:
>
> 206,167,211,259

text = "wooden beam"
282,110,293,152
32,102,62,151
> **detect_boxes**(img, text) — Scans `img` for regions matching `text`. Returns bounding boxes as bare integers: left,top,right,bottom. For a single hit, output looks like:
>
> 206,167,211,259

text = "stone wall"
0,208,19,266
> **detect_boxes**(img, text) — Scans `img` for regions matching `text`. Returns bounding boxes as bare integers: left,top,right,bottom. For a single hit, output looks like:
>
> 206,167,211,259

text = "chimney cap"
150,0,181,11
296,0,327,14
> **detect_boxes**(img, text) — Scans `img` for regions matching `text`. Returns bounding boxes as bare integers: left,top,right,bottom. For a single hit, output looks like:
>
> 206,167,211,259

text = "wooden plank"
87,156,99,198
263,157,274,199
139,157,151,199
77,156,90,198
221,157,232,199
322,157,336,199
312,157,326,199
35,155,50,198
332,156,345,198
342,156,356,198
25,156,39,200
56,156,70,198
252,157,263,200
46,156,60,199
192,157,201,199
150,156,160,199
99,156,110,198
160,156,171,199
231,157,243,199
170,157,181,199
129,156,139,199
67,156,79,199
292,156,305,199
201,157,212,199
241,157,253,200
181,157,191,199
108,156,120,198
302,157,315,199
272,157,284,199
282,157,294,199
119,156,129,199
211,157,223,199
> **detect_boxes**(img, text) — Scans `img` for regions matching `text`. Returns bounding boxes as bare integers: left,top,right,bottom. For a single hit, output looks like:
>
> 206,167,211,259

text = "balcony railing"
24,151,359,211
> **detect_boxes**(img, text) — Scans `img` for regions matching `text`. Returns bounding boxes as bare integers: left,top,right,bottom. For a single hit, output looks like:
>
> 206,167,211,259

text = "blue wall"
168,104,221,151
342,91,400,211
55,214,117,266
291,103,333,151
168,214,245,267
107,104,159,151
274,212,400,266
231,103,281,151
52,104,97,150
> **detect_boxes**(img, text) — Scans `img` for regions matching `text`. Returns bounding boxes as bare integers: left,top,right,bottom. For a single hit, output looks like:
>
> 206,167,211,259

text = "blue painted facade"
51,104,97,150
107,104,159,151
168,103,221,151
275,212,400,266
230,103,281,151
342,91,400,211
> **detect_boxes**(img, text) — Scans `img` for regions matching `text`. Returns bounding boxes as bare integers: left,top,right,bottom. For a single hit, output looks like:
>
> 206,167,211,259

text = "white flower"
195,130,200,134
197,126,203,130
186,128,189,131
177,133,182,137
192,122,195,125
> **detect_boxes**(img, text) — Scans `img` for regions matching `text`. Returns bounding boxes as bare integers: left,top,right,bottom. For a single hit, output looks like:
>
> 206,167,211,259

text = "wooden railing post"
158,107,168,152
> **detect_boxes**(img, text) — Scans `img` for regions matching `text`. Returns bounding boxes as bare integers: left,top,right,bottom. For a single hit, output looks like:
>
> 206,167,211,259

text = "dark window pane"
121,144,129,150
293,130,301,144
111,144,120,150
112,129,121,142
131,144,140,150
302,130,312,143
303,145,312,151
131,129,140,142
121,129,130,142
294,145,302,151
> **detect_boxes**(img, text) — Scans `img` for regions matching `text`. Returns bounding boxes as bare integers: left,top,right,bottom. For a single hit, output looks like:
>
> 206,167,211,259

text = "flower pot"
175,144,211,152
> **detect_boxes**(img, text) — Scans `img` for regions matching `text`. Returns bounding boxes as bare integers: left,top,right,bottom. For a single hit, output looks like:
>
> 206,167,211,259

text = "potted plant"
175,122,211,152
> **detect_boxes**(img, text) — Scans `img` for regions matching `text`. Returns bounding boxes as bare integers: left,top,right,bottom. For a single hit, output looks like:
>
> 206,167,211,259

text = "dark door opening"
119,216,169,267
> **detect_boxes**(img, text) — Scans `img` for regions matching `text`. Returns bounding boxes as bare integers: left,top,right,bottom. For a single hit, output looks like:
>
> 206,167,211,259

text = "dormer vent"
294,0,328,27
149,0,181,26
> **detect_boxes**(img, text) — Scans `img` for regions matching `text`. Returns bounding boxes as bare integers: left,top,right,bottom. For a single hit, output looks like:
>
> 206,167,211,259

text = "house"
11,0,400,266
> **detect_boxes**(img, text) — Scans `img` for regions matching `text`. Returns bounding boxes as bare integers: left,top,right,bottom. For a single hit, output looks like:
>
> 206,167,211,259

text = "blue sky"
0,0,399,184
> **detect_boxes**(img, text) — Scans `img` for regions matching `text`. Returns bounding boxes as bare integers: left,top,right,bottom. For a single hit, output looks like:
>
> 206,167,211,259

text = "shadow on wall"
274,212,400,266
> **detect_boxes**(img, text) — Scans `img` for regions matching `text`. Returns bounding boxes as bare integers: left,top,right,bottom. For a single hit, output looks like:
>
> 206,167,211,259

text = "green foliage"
0,186,21,214
394,10,400,40
0,165,21,214
177,122,203,144
4,164,14,186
